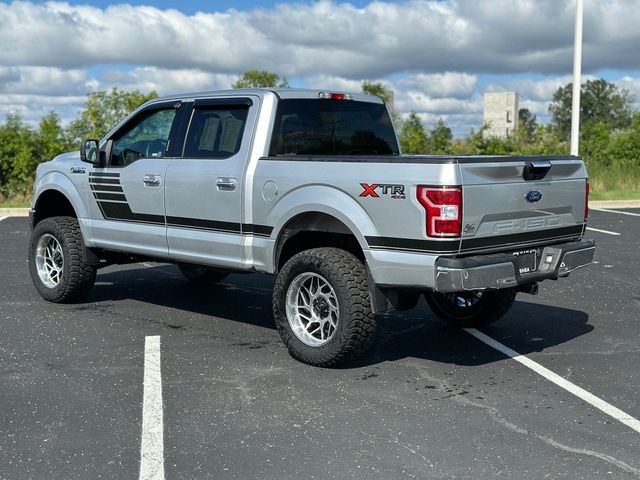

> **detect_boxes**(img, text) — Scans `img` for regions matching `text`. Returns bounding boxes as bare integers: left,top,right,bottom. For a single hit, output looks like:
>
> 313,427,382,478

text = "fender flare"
265,185,377,270
32,171,89,220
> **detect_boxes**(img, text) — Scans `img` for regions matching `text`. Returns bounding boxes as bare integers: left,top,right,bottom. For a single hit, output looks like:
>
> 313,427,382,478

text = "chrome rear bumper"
434,239,595,293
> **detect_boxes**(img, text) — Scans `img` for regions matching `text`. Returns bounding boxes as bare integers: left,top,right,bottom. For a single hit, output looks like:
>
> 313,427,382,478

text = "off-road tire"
273,248,377,367
177,263,229,284
425,288,517,328
28,216,96,303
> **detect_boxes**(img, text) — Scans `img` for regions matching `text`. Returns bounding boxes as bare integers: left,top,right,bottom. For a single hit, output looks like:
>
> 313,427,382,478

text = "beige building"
483,92,519,139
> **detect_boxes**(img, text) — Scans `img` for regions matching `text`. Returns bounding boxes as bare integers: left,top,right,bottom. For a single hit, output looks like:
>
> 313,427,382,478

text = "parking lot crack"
388,436,429,464
406,359,640,477
456,395,640,477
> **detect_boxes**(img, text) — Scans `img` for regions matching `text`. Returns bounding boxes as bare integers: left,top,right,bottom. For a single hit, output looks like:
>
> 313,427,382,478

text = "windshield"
269,98,399,156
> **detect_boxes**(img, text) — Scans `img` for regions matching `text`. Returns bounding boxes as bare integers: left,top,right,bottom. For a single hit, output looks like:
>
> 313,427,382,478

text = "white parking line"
0,217,7,222
585,226,621,236
591,207,640,217
140,336,165,480
465,328,640,434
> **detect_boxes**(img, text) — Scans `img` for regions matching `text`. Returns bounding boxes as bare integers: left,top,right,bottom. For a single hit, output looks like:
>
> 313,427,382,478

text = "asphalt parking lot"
1,209,639,479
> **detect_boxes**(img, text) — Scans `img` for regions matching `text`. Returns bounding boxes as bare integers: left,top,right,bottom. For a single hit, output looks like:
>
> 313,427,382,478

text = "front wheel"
28,216,96,303
273,248,377,367
425,288,517,328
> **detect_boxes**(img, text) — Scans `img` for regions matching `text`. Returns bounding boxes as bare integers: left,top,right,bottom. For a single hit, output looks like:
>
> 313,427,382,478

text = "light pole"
570,0,584,156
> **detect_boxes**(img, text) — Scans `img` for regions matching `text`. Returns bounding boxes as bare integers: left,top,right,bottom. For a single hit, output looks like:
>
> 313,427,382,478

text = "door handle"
143,174,161,187
216,177,237,191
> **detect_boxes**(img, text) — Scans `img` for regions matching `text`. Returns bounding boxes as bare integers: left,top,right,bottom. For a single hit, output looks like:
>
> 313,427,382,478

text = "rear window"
269,99,399,156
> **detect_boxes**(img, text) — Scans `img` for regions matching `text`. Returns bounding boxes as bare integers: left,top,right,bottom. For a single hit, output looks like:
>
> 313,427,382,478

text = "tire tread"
28,216,96,303
273,248,376,367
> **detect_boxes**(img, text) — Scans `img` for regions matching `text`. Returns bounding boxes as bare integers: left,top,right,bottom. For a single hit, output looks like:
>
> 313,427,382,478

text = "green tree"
67,88,158,146
549,79,635,140
398,112,430,153
518,108,538,141
606,113,640,168
0,113,36,196
361,81,394,108
232,70,288,88
429,118,452,153
36,112,70,163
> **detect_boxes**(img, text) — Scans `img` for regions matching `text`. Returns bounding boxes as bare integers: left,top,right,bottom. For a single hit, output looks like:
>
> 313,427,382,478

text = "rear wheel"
177,263,229,284
425,288,517,328
273,248,377,367
28,216,96,303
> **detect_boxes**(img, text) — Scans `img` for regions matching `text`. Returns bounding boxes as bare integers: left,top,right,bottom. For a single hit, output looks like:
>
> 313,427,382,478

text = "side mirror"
80,139,100,165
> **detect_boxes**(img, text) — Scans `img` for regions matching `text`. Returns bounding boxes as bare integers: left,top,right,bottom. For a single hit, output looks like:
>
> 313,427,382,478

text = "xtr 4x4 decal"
359,183,406,199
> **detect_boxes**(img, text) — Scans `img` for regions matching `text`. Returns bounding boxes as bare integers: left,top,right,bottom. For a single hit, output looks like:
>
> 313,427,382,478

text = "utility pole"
570,0,584,156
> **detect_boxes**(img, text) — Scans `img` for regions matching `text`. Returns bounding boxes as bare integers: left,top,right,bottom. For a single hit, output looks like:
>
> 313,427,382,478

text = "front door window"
110,108,177,167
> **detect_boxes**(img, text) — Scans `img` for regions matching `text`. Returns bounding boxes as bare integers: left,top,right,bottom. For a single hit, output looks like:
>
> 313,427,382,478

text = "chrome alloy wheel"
35,234,64,288
286,272,339,347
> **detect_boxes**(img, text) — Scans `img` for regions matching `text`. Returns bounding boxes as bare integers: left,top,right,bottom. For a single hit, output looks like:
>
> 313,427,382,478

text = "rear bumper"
434,239,595,293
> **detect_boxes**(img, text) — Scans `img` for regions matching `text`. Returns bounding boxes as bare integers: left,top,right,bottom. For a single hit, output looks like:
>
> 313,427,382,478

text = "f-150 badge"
359,183,406,199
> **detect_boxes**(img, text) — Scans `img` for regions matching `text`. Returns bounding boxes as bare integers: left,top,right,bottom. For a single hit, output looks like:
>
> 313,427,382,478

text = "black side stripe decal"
90,172,121,178
89,170,273,236
93,192,127,202
89,178,121,185
365,236,459,254
99,201,165,225
366,224,584,254
242,224,273,237
165,217,274,237
167,216,241,234
94,195,273,236
90,184,124,193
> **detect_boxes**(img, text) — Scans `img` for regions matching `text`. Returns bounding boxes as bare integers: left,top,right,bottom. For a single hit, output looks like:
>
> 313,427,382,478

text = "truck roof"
151,88,384,105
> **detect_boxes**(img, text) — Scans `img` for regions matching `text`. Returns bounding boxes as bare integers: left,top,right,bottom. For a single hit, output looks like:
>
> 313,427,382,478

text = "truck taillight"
585,179,589,221
417,185,462,238
318,92,353,100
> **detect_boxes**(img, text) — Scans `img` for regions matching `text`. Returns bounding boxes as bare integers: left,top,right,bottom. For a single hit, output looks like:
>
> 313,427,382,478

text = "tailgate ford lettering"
493,216,562,234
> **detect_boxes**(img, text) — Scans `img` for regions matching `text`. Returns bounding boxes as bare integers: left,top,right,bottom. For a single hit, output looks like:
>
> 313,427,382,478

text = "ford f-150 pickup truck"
28,88,595,366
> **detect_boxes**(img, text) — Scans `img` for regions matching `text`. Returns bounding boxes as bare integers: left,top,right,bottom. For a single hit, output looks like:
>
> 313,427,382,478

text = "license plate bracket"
513,249,537,275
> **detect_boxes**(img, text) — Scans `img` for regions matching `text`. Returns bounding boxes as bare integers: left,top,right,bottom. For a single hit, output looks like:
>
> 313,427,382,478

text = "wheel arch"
31,172,88,226
266,185,377,273
32,189,78,226
274,211,365,272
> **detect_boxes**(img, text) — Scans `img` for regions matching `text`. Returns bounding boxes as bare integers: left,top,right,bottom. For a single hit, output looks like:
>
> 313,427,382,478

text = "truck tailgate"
458,157,587,255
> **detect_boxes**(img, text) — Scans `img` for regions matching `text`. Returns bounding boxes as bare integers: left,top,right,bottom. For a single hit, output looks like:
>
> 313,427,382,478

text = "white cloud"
304,75,366,93
0,0,639,77
486,76,572,102
1,1,639,136
396,92,483,115
100,67,238,95
616,76,640,105
0,93,87,125
0,66,95,95
397,73,478,99
0,66,238,124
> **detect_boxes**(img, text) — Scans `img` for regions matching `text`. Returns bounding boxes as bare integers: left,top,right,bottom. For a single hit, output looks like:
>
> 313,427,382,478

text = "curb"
589,200,640,209
0,208,29,217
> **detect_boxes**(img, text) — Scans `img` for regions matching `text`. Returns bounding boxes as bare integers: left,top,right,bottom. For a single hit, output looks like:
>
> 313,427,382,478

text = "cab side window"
110,108,177,167
183,105,249,159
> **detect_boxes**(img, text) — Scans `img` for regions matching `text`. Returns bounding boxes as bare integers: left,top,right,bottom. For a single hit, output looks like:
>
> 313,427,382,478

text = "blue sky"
1,0,639,137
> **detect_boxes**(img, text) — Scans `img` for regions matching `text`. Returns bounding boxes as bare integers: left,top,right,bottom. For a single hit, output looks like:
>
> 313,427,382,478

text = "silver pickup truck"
28,88,595,366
